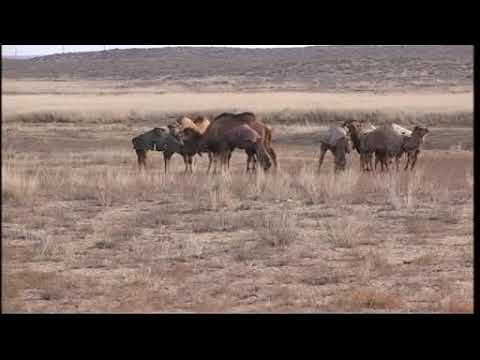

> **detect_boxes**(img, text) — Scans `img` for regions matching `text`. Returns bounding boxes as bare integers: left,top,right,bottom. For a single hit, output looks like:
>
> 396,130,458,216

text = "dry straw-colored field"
2,86,473,313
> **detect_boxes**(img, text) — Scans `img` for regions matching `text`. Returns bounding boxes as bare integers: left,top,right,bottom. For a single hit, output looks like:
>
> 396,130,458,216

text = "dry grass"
338,288,402,312
256,209,300,248
322,220,366,249
1,85,473,313
2,91,473,128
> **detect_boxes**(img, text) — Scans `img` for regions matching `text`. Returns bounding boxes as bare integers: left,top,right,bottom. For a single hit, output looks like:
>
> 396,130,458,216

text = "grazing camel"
402,126,429,171
318,126,351,172
201,112,277,174
131,127,198,173
181,124,271,174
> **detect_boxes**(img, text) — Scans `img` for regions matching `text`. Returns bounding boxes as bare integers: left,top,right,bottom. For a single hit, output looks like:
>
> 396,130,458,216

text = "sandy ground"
2,116,473,313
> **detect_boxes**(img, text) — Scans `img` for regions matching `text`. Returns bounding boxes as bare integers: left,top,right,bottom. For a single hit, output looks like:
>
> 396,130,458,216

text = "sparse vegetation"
2,46,472,313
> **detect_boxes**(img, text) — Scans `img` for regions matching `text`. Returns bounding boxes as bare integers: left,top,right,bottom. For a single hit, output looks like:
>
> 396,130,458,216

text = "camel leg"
212,153,220,175
220,151,228,174
334,141,346,172
246,151,252,173
136,150,147,171
164,152,173,174
404,152,411,171
207,153,213,175
318,146,327,173
395,155,401,172
410,151,419,171
374,153,381,172
189,155,194,173
228,151,232,169
266,146,278,170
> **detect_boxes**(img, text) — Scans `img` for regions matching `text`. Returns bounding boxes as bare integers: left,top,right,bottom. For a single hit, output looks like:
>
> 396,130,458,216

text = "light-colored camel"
361,123,428,172
375,123,413,171
318,126,351,172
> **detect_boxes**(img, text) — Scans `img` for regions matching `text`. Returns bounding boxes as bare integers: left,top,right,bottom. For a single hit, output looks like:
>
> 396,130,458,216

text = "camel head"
413,126,429,139
167,123,184,142
256,144,272,171
132,127,183,152
343,119,361,134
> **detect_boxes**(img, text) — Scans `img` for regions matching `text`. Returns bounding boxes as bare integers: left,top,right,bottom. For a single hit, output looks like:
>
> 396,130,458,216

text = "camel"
181,124,271,173
171,116,213,173
199,112,277,174
318,126,351,172
358,123,427,172
343,120,377,171
375,123,413,171
402,126,429,171
131,127,198,173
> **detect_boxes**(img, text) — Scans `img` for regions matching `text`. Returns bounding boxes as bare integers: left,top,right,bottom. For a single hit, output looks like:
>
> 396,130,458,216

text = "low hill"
2,46,473,92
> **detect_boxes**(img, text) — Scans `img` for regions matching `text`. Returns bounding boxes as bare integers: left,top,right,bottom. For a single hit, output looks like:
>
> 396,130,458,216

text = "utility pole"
62,45,65,54
103,45,107,51
14,47,17,58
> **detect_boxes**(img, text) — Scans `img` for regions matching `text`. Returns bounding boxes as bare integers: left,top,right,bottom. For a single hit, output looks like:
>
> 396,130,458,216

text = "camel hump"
214,112,256,124
391,123,412,136
225,124,260,143
320,126,347,146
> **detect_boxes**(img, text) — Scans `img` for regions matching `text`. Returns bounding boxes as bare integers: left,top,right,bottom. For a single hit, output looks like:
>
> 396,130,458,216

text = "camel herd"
132,112,429,174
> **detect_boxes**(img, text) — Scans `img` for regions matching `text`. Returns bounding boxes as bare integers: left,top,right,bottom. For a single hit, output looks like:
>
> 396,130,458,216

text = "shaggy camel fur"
201,112,277,174
171,116,213,173
374,123,414,171
361,123,428,172
181,124,271,173
318,126,351,172
344,120,377,171
132,127,197,173
402,126,429,170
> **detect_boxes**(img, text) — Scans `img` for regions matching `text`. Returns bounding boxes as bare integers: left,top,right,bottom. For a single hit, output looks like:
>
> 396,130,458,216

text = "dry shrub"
256,209,299,248
444,298,473,313
346,289,401,311
91,213,141,250
33,232,68,261
403,216,431,242
208,176,235,210
323,220,365,248
411,253,436,266
1,162,40,204
192,211,254,233
363,249,393,275
3,270,72,304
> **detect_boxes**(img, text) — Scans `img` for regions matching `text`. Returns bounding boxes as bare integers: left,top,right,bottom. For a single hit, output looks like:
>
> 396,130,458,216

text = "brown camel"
402,126,429,171
201,112,277,174
181,124,271,174
170,116,213,173
343,120,377,171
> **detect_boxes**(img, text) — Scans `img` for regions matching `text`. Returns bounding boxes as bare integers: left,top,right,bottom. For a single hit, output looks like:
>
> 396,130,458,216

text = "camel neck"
349,128,362,153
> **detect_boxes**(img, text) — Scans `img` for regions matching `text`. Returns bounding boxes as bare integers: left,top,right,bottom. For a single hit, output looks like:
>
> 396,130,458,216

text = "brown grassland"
2,79,473,313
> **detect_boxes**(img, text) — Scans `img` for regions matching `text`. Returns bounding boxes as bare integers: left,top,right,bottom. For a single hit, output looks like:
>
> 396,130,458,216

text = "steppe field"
1,46,474,313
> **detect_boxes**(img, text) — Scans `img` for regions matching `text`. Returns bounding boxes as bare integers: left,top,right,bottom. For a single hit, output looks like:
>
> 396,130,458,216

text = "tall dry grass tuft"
256,209,299,248
2,161,41,205
322,220,366,248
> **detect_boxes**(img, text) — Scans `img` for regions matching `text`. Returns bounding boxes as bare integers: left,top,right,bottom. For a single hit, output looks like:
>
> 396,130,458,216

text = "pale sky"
2,45,315,57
